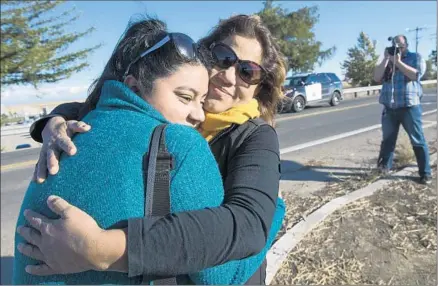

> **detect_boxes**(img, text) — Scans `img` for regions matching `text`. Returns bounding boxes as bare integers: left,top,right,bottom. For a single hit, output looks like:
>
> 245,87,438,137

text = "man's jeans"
377,105,431,176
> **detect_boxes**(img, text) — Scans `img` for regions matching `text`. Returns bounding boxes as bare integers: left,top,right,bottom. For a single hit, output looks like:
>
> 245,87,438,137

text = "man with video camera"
373,34,431,184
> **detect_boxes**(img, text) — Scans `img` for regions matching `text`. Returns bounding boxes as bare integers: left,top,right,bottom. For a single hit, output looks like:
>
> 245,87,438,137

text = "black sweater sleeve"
127,124,280,277
29,102,88,143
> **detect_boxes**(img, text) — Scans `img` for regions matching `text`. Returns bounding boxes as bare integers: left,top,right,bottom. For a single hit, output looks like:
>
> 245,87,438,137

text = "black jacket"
30,102,281,284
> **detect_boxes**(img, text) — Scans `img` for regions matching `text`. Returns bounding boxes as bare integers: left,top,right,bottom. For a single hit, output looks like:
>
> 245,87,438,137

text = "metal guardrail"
1,129,31,136
1,124,33,136
343,79,437,95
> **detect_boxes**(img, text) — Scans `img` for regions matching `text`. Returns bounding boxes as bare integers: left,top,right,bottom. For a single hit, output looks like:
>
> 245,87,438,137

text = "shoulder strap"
142,124,177,285
231,118,267,148
233,118,267,139
226,118,269,163
144,124,173,217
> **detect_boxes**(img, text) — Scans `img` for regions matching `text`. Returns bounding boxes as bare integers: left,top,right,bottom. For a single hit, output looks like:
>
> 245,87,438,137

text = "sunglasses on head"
210,43,267,85
124,32,198,78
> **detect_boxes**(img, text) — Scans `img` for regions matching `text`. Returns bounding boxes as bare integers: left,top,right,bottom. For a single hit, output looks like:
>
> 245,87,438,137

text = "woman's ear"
124,75,141,94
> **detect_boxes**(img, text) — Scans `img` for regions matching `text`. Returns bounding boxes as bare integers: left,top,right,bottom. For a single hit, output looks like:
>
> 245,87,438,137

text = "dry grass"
272,139,437,285
394,131,415,168
276,141,437,240
274,243,368,285
304,159,327,168
342,82,352,89
272,165,437,286
422,83,437,89
276,167,380,239
428,139,437,155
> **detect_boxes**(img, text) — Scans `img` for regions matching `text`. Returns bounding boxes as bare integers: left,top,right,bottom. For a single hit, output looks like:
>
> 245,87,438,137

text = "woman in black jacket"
19,14,287,284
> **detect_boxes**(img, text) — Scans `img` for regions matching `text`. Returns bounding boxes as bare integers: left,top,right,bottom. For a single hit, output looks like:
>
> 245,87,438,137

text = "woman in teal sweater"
13,17,284,284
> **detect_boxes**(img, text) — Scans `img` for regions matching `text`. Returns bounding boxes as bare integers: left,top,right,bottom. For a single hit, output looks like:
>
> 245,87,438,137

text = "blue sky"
2,0,436,105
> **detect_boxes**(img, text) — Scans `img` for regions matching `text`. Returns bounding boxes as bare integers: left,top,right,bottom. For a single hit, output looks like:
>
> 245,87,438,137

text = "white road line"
276,93,435,123
422,109,438,116
280,109,437,155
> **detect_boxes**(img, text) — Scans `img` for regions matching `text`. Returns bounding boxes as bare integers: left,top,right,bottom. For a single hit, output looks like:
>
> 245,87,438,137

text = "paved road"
276,88,436,148
1,148,41,169
1,89,436,284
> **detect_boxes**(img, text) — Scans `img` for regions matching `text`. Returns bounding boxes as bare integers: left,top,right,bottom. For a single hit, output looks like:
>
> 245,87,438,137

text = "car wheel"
330,91,341,106
292,96,305,112
277,101,284,113
278,97,293,113
277,99,286,113
283,97,294,113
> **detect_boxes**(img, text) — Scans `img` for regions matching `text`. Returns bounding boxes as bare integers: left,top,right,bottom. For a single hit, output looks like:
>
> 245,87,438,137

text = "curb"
266,152,437,285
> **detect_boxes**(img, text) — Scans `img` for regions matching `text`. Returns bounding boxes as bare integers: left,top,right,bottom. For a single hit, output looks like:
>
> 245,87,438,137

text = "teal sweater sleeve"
190,198,285,285
166,125,286,284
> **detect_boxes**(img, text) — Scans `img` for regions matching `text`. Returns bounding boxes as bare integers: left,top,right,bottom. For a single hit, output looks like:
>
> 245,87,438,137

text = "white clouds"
1,82,90,106
69,85,90,94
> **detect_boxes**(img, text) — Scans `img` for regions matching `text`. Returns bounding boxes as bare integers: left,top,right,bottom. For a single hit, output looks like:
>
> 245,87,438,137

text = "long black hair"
85,15,211,110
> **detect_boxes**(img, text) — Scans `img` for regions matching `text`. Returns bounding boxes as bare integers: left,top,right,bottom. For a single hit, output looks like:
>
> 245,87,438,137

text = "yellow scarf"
199,99,260,142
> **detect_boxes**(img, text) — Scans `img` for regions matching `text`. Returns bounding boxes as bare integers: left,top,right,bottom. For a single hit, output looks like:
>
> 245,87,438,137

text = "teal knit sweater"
13,80,285,285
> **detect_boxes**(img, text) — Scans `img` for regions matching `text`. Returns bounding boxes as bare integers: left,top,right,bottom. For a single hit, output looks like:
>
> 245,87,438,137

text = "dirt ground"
276,138,437,239
272,163,437,286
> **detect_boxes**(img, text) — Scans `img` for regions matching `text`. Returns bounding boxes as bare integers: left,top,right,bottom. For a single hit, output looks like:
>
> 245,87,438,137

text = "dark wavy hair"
199,14,287,126
84,15,211,110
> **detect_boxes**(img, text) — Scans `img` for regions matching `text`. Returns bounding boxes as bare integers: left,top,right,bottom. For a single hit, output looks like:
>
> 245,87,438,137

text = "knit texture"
194,197,285,285
13,80,285,285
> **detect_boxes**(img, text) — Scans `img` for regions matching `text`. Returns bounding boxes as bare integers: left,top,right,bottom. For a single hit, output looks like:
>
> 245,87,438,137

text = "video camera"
385,37,401,56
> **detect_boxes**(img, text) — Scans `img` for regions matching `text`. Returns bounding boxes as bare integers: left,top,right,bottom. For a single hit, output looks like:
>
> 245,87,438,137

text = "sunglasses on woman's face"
124,33,198,79
210,43,267,85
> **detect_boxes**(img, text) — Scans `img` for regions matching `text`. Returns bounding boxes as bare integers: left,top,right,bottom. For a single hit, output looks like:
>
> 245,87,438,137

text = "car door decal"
305,83,322,102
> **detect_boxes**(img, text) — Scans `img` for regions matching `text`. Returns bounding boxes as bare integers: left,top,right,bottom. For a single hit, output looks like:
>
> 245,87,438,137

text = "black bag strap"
227,118,268,159
142,124,177,285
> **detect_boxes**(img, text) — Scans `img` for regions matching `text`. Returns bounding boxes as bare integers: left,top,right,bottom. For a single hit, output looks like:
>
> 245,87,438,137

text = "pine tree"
341,32,379,87
258,2,336,73
431,50,437,65
422,51,437,80
1,0,101,87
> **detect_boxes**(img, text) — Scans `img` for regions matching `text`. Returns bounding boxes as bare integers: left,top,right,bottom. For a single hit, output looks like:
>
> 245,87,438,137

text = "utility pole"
430,33,437,47
429,33,437,66
406,26,429,54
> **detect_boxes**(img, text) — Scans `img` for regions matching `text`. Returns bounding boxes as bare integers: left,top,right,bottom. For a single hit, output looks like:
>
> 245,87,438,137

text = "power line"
406,26,429,54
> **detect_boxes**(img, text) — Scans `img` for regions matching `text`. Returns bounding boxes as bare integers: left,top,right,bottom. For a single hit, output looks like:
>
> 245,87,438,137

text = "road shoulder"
268,114,437,284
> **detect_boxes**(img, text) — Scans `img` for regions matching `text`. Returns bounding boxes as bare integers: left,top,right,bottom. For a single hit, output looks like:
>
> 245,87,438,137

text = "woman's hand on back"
16,195,125,275
33,116,91,183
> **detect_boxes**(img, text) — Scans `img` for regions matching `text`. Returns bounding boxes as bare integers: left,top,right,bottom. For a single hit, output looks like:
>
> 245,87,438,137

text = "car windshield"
284,76,308,87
